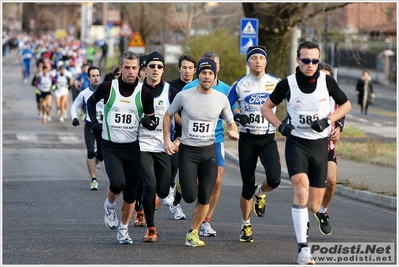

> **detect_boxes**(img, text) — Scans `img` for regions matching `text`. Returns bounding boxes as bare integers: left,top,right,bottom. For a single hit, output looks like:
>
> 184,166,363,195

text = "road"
335,77,397,139
2,57,396,265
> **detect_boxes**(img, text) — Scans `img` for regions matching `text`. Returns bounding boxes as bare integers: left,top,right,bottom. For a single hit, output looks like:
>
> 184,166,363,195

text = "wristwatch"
327,118,332,125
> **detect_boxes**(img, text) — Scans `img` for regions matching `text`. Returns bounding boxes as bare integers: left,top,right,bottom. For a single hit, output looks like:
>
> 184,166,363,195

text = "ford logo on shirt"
245,93,270,104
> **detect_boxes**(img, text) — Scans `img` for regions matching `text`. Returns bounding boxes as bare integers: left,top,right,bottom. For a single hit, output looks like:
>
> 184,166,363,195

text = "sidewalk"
224,137,396,210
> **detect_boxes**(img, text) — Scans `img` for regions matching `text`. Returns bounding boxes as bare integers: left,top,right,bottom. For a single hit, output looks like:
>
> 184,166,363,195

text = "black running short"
285,135,328,188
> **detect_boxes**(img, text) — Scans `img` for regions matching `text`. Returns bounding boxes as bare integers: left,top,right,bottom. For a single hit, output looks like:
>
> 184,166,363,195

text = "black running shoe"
314,212,332,235
239,224,254,242
252,185,266,217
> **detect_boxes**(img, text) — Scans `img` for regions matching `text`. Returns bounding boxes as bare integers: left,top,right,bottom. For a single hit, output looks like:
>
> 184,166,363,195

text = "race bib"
188,120,214,139
110,111,137,130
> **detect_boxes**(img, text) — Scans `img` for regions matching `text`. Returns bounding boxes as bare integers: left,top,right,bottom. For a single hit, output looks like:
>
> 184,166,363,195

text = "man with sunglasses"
261,41,351,264
139,51,180,242
227,45,282,243
86,50,155,244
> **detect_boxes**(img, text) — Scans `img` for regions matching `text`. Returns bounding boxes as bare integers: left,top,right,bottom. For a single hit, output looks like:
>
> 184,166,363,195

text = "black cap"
196,58,217,77
146,51,165,66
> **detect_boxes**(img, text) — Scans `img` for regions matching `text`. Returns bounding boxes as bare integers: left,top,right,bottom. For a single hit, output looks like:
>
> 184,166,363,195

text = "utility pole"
81,2,93,45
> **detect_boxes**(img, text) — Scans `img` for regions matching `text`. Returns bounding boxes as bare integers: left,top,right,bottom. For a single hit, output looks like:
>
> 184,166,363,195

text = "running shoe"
155,193,160,210
199,222,217,237
59,116,64,123
143,226,158,242
104,199,118,230
163,186,175,206
239,224,253,242
185,230,205,247
314,212,332,235
94,148,102,169
176,180,182,194
95,158,102,169
133,211,146,227
252,185,266,217
90,179,98,190
169,204,186,220
57,109,61,116
41,115,47,124
46,109,51,121
117,226,133,244
297,247,315,265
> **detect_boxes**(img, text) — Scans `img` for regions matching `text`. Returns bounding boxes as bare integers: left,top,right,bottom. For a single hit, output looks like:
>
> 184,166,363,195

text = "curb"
225,150,396,210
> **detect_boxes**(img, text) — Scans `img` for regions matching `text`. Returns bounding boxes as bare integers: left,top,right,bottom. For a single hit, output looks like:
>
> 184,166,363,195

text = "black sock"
92,178,96,181
298,243,308,253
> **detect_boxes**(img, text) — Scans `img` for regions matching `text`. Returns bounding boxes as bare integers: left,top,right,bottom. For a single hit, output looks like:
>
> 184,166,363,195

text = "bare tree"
119,3,172,52
242,3,349,78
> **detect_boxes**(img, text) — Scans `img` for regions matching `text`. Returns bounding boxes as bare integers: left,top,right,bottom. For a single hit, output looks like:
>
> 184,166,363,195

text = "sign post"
128,32,146,54
119,20,134,52
240,18,259,74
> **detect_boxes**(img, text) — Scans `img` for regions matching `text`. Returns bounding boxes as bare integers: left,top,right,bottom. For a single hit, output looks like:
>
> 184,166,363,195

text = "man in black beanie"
227,45,282,243
178,52,238,238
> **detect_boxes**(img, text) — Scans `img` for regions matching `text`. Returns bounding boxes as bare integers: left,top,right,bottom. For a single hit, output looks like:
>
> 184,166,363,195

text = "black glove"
72,118,79,126
278,119,295,137
234,114,250,127
311,118,330,133
91,122,103,135
140,116,157,131
336,118,345,132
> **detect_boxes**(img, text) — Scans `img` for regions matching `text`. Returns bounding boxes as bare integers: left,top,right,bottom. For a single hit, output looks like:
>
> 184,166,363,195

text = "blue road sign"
240,18,259,37
240,36,258,54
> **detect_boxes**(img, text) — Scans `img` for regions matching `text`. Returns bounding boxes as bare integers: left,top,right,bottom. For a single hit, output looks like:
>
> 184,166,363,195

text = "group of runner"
15,31,352,264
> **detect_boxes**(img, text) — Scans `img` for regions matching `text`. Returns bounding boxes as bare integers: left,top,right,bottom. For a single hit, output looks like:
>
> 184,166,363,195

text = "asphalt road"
2,57,397,265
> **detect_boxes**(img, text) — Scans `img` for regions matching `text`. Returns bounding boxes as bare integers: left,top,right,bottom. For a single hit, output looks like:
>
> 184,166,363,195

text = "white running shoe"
95,158,102,169
199,222,217,236
117,226,133,244
163,186,175,206
104,199,118,230
90,179,98,190
169,203,186,220
47,115,52,122
59,116,64,123
297,247,315,265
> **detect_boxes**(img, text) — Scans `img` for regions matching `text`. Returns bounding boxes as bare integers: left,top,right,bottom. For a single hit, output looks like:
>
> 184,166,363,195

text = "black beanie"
246,45,267,62
146,51,165,66
196,58,217,77
139,54,147,70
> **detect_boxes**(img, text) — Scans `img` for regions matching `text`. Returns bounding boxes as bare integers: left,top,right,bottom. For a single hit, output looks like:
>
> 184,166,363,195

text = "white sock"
242,219,250,226
255,185,266,197
119,223,128,229
292,205,308,244
319,206,327,214
106,199,115,207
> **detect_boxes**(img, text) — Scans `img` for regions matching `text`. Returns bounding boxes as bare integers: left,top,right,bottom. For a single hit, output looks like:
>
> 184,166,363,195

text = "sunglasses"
148,64,164,69
299,58,320,65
